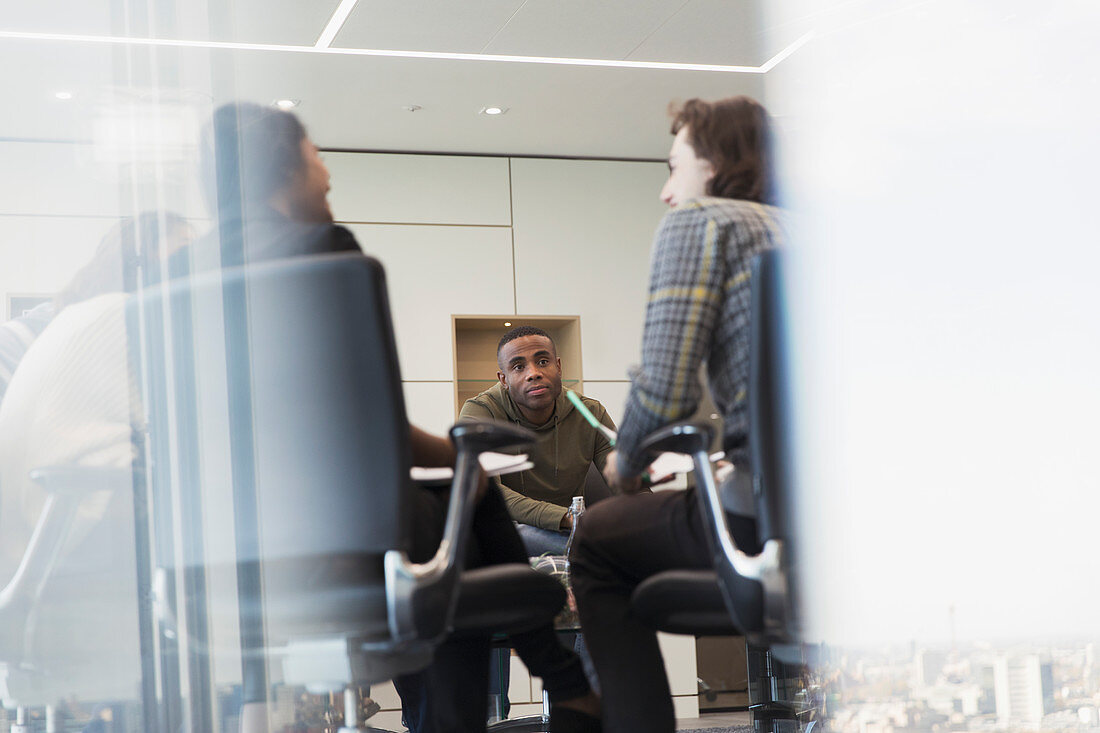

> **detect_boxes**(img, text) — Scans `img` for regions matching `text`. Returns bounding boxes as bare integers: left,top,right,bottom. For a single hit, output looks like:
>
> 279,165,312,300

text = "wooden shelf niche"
452,315,583,419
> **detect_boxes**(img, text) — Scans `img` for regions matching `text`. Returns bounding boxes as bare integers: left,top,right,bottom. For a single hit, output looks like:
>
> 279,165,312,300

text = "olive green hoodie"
459,382,617,530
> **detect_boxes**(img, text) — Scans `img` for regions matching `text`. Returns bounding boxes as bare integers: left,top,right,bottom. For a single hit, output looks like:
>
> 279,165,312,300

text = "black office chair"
0,252,565,731
150,252,575,728
629,249,805,732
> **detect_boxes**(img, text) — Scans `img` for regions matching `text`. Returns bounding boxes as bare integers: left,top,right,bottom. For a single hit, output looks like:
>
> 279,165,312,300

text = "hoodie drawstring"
514,417,526,494
554,413,559,485
515,413,559,488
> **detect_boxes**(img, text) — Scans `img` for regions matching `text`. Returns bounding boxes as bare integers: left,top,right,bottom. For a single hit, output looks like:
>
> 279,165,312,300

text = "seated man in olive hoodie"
460,325,617,556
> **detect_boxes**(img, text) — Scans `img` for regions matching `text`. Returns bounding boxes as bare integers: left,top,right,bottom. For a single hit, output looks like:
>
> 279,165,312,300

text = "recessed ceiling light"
504,322,512,327
480,106,508,116
54,91,73,100
274,98,300,110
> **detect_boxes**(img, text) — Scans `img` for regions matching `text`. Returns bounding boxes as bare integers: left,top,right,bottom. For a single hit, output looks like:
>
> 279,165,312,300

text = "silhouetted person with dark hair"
570,96,789,733
194,102,601,733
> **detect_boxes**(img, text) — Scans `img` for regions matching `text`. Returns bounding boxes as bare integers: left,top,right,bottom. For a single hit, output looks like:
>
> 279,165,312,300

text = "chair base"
751,700,799,733
488,713,551,733
489,689,551,733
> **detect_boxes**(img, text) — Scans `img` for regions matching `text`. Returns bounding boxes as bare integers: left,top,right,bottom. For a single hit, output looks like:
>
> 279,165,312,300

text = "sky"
768,0,1100,646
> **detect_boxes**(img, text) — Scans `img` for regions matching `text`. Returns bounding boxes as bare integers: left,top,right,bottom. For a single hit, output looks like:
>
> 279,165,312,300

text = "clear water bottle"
564,495,586,559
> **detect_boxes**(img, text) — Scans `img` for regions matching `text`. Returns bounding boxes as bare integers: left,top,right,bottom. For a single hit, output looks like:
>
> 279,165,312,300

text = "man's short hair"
497,325,556,364
200,102,308,218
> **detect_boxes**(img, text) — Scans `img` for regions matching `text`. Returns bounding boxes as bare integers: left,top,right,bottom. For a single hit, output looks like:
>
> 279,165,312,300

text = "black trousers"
569,488,758,733
394,485,590,733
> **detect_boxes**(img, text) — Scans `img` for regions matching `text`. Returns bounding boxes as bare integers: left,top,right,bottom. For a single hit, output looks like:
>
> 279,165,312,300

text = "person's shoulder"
303,223,362,256
655,198,734,236
659,198,787,248
577,392,607,416
328,224,362,249
460,383,507,419
676,197,785,225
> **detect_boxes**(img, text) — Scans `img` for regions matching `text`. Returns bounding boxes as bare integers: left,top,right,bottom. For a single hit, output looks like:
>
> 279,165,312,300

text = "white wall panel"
0,141,205,220
510,158,667,382
402,381,457,437
0,216,116,306
346,223,514,381
659,631,699,696
578,381,631,427
672,694,701,720
0,143,123,217
328,153,512,225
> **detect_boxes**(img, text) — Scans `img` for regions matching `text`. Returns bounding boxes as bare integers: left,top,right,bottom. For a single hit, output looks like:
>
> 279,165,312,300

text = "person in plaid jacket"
570,96,789,733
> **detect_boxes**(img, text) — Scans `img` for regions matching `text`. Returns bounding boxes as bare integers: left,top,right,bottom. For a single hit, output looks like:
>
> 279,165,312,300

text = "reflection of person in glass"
0,213,191,404
0,211,193,708
0,211,194,558
570,96,789,733
194,103,601,733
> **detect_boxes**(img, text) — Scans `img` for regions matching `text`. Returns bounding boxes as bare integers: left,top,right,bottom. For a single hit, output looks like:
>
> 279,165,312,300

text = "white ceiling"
0,0,813,158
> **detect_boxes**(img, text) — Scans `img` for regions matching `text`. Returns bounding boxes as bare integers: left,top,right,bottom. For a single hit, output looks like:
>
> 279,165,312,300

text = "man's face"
286,136,334,223
659,126,716,208
497,335,563,421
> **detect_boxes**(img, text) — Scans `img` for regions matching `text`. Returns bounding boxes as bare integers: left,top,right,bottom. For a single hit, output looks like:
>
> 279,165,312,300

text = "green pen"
568,389,664,486
566,389,617,446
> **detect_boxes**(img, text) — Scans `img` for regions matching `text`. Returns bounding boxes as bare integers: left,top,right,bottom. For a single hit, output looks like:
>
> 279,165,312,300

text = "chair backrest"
134,252,414,567
748,248,794,546
747,248,802,644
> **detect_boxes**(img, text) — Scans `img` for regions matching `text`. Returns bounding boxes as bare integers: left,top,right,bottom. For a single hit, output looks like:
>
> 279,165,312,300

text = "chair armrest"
689,435,789,643
636,421,736,560
0,465,134,637
636,421,785,636
450,419,534,455
384,420,536,644
638,420,714,458
28,465,136,495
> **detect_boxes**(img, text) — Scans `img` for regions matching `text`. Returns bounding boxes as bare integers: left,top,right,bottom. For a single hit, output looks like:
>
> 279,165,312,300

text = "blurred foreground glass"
767,1,1100,730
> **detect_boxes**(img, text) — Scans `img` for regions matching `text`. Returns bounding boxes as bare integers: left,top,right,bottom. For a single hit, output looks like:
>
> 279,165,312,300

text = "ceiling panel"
224,51,764,158
0,0,341,46
480,0,679,60
1,37,764,157
0,0,115,36
334,0,528,53
627,0,764,66
0,38,118,141
1,0,775,159
168,0,343,46
0,37,221,143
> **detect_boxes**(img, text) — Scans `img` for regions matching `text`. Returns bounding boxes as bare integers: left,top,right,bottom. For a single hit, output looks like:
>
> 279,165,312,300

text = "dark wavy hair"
200,102,308,218
669,96,776,205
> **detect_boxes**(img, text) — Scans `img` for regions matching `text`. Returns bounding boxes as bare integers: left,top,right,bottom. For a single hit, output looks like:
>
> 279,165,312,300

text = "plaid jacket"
617,197,787,476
